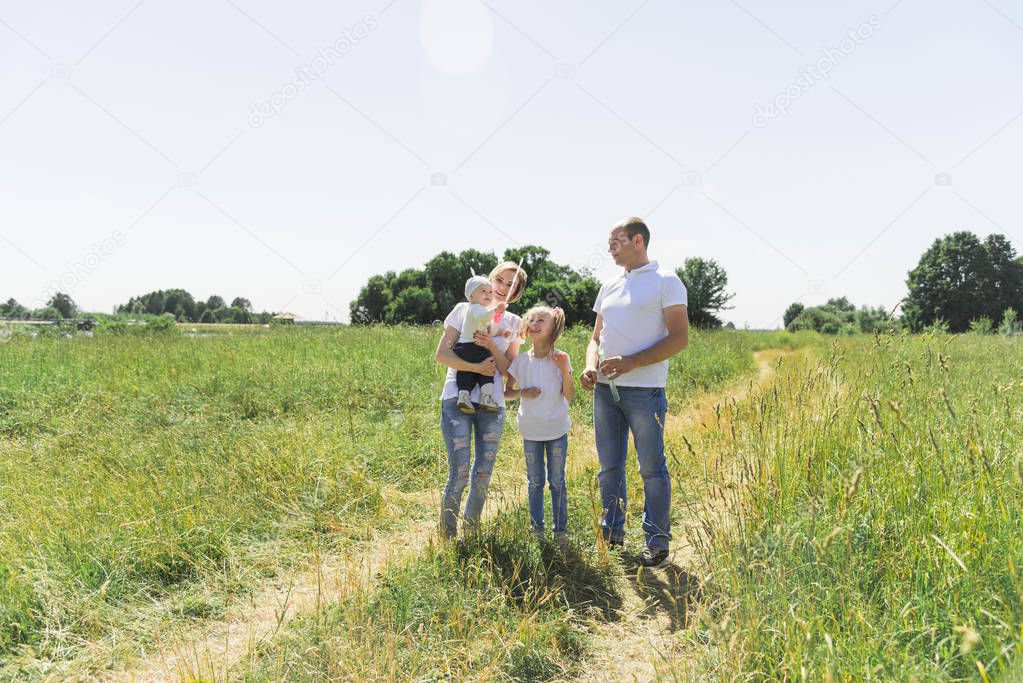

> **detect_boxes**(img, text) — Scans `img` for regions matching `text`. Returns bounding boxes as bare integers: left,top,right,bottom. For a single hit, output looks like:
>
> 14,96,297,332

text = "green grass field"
0,324,784,679
2,326,1020,680
672,333,1023,680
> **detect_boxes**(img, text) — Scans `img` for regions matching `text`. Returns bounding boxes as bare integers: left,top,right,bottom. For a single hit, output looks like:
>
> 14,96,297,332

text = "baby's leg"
454,341,490,392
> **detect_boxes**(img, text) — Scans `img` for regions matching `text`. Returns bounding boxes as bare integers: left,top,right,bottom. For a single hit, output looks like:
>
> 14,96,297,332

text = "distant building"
272,312,299,325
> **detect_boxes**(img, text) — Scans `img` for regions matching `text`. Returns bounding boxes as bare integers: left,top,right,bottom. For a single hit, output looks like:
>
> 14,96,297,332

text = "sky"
2,0,1021,327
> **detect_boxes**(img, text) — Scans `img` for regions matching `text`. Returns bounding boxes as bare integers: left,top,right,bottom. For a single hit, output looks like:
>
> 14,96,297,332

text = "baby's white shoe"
457,390,475,414
479,385,499,412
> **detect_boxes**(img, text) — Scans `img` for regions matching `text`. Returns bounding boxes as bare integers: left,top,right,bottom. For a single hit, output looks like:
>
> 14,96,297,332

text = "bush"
1000,307,1019,335
969,316,994,334
144,315,178,335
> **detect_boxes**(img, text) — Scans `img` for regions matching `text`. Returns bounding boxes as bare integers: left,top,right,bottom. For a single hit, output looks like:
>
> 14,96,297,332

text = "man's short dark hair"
615,217,650,248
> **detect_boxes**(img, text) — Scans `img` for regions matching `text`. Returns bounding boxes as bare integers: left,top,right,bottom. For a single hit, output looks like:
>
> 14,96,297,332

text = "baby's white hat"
464,275,491,299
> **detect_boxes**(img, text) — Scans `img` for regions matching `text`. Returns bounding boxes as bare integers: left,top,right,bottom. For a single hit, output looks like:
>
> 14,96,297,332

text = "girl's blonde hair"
489,262,528,304
519,305,567,344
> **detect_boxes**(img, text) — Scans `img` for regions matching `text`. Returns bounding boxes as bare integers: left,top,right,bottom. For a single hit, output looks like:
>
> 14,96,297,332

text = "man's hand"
598,355,637,380
580,367,598,391
475,357,497,376
521,386,542,399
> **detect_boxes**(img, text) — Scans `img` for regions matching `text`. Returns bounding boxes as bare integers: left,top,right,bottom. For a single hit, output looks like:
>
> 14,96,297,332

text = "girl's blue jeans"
522,433,569,534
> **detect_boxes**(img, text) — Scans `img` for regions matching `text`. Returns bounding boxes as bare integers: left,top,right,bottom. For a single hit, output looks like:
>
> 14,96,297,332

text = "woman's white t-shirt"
439,302,521,409
507,348,572,441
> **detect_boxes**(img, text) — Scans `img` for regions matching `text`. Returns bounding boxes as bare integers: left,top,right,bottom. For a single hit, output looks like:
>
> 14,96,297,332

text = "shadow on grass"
454,527,624,622
621,556,702,631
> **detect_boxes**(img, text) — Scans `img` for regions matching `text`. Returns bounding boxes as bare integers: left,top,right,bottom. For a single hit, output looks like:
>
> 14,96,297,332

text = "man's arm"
580,314,603,391
597,305,689,379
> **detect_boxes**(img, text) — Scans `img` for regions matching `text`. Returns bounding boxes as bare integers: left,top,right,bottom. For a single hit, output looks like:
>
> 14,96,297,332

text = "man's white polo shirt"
592,260,687,388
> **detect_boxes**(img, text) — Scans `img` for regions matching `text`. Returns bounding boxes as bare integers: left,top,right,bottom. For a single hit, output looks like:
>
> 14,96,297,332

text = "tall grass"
230,327,786,681
0,324,790,677
0,327,445,673
678,333,1023,679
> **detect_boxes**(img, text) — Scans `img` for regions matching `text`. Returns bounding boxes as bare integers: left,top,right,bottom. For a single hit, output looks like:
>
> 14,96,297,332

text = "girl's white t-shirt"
439,302,522,409
507,348,572,441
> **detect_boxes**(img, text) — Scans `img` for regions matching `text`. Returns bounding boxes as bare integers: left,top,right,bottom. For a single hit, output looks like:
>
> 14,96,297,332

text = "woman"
435,261,528,539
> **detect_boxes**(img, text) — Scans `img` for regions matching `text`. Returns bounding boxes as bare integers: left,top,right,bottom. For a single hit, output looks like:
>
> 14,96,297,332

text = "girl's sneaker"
457,390,475,414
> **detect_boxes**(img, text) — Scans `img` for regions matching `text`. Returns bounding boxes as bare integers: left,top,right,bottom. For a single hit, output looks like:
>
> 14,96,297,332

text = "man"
580,217,689,568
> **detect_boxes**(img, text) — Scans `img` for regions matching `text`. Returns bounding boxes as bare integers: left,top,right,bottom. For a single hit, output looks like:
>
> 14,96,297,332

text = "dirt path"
575,349,789,683
108,350,788,682
109,409,597,682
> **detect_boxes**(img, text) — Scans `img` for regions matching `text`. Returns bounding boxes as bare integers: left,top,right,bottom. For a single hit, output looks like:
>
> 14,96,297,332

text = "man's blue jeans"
522,434,569,534
439,398,505,538
593,383,671,549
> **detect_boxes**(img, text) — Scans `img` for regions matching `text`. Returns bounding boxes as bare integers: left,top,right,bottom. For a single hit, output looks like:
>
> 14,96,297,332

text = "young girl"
505,305,574,545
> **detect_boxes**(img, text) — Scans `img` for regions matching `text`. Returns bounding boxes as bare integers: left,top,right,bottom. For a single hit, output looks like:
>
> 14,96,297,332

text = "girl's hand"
521,386,542,399
552,350,571,374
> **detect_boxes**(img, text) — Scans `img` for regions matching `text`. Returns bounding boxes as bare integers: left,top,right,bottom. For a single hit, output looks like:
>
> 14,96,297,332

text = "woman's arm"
503,337,521,369
504,372,521,400
472,330,515,375
436,326,496,375
495,337,517,375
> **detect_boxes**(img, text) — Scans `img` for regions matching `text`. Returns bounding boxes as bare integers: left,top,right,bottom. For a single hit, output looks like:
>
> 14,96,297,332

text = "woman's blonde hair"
489,261,528,304
519,305,567,344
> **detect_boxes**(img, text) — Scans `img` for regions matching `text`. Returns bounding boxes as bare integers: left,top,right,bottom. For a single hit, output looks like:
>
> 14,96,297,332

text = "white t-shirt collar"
624,259,658,279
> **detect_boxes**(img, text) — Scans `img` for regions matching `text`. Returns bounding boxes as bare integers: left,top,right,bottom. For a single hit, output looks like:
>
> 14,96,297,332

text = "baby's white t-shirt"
459,302,496,343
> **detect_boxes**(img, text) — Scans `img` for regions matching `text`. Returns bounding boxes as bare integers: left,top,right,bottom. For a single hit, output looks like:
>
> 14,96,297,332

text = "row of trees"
1,293,78,320
782,231,1023,335
349,246,604,326
1,291,275,325
115,290,274,324
783,298,893,335
349,246,738,329
13,229,1008,334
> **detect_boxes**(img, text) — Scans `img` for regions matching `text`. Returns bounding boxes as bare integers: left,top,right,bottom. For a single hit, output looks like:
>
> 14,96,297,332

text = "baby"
452,275,507,413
